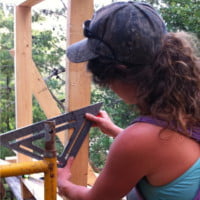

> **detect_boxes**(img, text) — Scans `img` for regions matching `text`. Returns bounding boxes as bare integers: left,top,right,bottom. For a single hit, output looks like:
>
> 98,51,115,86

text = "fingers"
57,157,74,183
85,113,101,122
85,112,96,120
58,157,74,172
85,110,109,121
98,110,109,118
65,157,74,170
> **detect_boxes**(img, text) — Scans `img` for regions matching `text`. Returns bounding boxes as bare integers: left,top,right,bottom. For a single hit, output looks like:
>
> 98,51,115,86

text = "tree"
160,0,200,38
0,6,15,133
0,3,66,159
89,85,138,169
1,0,199,169
90,0,200,169
0,5,16,159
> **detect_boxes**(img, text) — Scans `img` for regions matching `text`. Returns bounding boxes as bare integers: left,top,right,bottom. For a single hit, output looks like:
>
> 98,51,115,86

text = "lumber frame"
10,49,66,144
14,1,62,198
14,0,66,161
67,0,93,186
15,5,32,163
13,0,96,198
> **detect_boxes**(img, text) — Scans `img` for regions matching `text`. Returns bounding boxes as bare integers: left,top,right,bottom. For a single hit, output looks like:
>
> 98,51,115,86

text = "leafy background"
0,0,199,175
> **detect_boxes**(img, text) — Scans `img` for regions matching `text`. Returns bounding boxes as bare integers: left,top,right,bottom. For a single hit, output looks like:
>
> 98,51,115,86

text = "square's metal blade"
0,103,102,162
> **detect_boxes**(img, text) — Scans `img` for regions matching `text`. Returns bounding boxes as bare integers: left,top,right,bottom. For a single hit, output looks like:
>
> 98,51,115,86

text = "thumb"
85,113,101,125
65,157,74,170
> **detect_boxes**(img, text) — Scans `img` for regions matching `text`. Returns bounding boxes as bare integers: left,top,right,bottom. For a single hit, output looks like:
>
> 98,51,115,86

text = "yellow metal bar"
43,121,58,200
44,157,57,200
0,160,48,178
0,122,58,199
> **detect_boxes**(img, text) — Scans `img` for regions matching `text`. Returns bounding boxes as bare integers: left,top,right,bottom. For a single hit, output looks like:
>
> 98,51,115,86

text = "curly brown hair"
87,32,200,135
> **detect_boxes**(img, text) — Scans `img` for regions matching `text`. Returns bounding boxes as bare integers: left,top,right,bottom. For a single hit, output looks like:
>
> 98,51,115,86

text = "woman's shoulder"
118,122,163,147
107,121,199,187
117,122,200,185
114,121,199,167
122,119,198,145
112,122,163,164
104,122,162,185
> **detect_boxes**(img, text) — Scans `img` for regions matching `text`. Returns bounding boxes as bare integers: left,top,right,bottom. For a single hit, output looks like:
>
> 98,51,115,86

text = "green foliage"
32,30,65,72
0,7,15,134
0,147,15,160
89,127,112,169
89,85,138,168
32,28,66,111
1,0,200,169
32,97,47,123
0,8,13,31
90,0,200,168
91,85,138,128
160,0,200,38
0,6,15,159
0,3,66,160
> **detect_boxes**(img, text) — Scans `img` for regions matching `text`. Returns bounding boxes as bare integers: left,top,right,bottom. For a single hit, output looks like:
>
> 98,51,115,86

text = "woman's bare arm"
57,124,156,200
85,110,123,138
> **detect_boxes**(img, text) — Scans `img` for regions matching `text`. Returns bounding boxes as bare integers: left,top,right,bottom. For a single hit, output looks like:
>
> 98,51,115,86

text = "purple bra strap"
130,116,200,200
126,187,145,200
132,116,200,142
194,189,200,200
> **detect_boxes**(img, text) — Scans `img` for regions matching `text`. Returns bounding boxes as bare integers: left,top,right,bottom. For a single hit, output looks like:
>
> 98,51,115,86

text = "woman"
58,2,200,200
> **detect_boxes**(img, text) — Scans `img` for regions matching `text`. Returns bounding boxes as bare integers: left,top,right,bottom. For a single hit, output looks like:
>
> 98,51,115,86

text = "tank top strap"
131,116,200,142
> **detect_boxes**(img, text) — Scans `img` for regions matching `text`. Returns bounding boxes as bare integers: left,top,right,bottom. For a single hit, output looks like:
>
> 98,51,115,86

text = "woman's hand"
85,110,123,138
57,157,90,200
57,157,74,197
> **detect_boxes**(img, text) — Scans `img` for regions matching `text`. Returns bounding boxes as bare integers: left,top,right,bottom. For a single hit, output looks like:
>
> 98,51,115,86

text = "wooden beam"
17,0,45,7
31,60,66,143
67,0,93,186
87,163,97,186
5,177,23,200
15,6,32,163
10,49,66,145
21,177,63,200
31,61,62,118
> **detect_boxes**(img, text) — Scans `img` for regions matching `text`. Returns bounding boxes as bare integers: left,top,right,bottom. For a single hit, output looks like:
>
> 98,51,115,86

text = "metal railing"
0,121,58,200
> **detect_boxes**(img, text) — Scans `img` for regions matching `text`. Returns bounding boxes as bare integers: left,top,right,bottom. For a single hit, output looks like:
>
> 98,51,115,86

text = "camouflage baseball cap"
67,1,166,66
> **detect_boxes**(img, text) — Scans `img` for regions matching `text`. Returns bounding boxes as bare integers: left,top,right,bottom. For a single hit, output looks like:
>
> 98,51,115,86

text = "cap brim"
66,38,98,63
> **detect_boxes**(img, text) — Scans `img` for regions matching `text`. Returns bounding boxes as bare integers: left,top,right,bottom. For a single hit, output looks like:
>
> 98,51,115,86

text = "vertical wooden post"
15,5,32,162
15,5,33,199
66,0,93,186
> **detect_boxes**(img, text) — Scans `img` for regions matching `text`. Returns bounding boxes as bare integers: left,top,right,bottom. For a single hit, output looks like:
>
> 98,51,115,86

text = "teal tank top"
137,158,200,200
128,116,200,200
